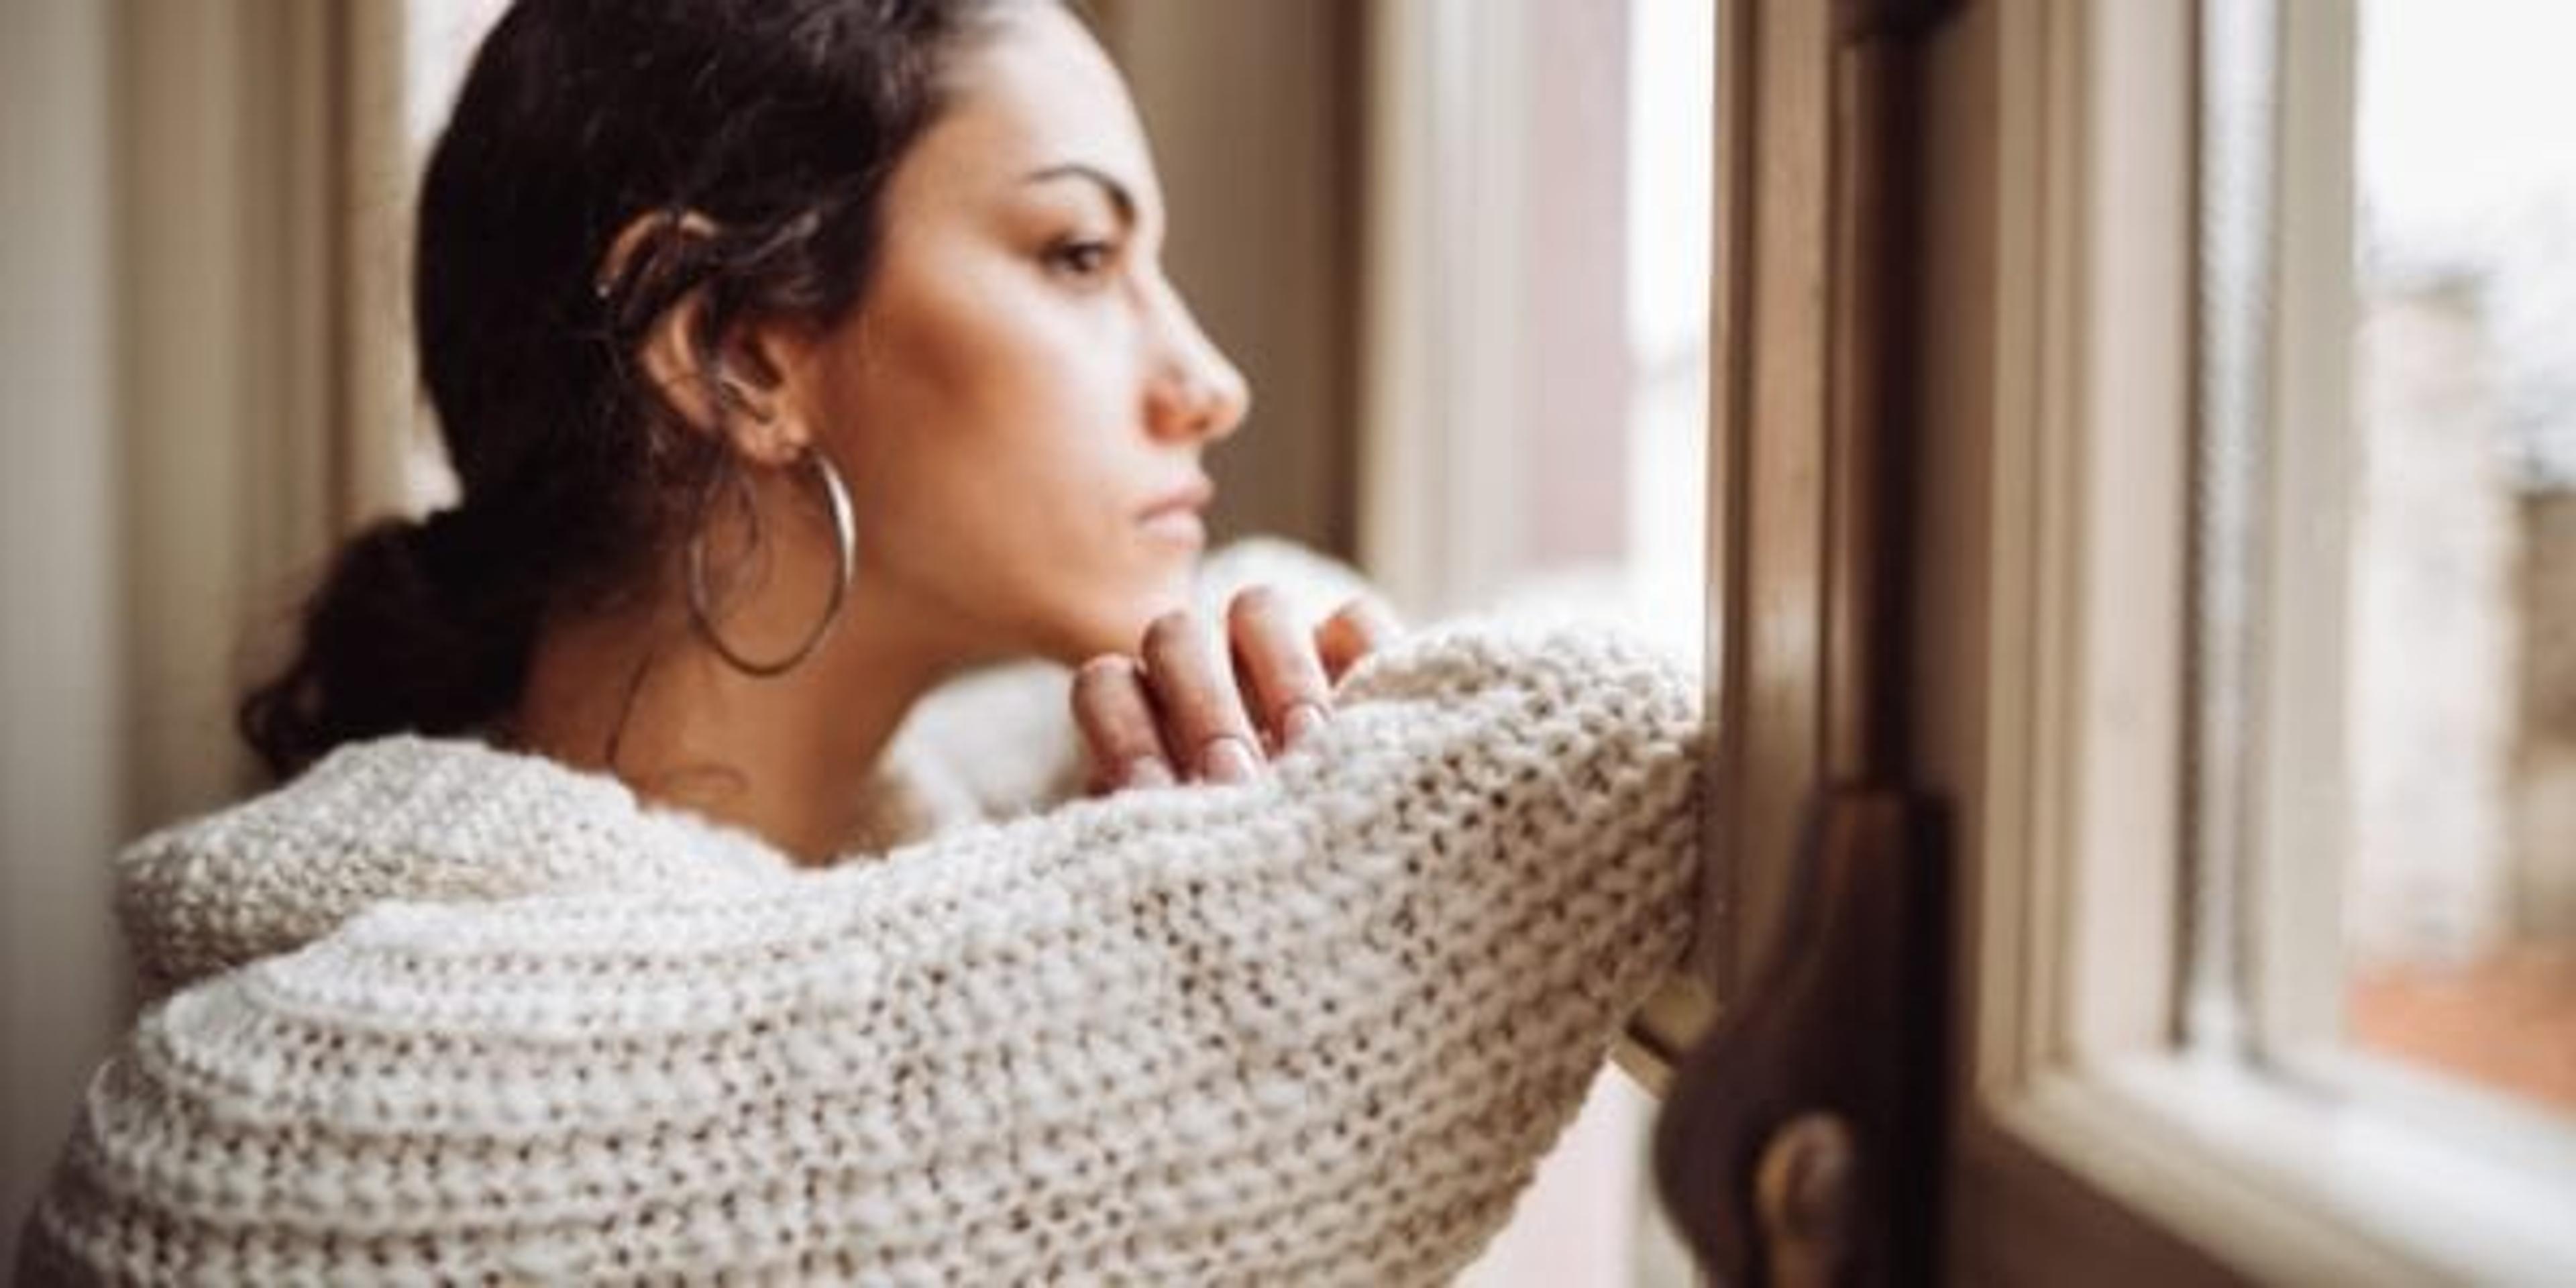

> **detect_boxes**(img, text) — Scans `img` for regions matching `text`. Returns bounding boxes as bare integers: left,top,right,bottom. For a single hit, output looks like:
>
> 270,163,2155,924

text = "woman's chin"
1056,578,1197,662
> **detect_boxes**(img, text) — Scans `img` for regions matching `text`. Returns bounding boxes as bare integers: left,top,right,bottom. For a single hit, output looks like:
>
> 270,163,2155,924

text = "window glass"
2343,0,2576,1114
1478,0,1713,677
1460,2,1709,1281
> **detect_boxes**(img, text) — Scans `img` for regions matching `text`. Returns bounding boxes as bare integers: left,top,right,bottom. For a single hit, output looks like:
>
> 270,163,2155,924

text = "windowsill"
1992,1052,2576,1285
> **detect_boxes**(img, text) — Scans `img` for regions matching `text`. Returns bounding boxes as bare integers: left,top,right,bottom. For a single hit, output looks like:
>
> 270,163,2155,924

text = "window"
1928,1,2576,1279
1357,4,1713,1282
1358,0,1709,674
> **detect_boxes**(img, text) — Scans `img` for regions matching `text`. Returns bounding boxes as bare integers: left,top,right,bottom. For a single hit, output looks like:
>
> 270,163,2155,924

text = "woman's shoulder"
115,733,792,994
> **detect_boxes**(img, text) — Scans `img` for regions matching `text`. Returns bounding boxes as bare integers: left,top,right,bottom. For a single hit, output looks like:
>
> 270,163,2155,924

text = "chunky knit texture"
19,621,1701,1285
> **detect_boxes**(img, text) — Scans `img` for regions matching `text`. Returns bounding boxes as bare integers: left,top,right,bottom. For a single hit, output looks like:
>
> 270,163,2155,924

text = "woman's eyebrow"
1021,162,1138,229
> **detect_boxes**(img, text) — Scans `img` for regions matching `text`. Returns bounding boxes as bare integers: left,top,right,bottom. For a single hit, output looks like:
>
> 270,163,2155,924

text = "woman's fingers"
1227,587,1334,755
1316,596,1401,683
1077,589,1404,795
1140,609,1265,784
1071,655,1175,794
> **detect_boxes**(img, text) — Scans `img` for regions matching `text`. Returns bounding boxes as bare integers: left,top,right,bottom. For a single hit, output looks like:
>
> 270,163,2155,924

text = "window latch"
1653,786,1950,1287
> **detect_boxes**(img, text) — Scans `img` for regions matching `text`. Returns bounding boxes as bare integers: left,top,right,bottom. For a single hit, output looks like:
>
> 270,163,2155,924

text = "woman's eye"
1045,239,1117,282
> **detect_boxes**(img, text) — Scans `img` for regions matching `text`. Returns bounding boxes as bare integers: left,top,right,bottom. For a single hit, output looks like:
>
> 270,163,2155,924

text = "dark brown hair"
240,0,1033,778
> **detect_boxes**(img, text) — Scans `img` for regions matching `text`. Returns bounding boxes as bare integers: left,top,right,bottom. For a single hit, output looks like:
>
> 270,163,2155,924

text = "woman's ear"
636,295,815,468
606,210,813,468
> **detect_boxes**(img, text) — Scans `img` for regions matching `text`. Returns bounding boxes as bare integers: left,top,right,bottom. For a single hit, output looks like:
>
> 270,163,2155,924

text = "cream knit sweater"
18,619,1702,1284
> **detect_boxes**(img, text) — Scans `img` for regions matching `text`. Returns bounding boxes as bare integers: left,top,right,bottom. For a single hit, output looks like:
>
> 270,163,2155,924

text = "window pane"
2344,0,2576,1115
1452,0,1712,673
1460,3,1709,1282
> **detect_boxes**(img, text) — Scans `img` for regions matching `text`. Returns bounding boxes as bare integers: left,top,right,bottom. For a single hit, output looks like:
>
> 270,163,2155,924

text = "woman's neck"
511,594,960,866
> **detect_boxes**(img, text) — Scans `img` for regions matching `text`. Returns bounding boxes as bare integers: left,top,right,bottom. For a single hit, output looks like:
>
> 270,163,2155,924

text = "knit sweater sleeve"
20,623,1703,1285
109,739,796,999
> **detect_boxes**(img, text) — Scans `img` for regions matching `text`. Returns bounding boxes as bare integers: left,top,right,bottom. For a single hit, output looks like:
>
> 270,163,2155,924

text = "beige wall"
1091,0,1365,559
1,3,405,1260
1,0,129,1264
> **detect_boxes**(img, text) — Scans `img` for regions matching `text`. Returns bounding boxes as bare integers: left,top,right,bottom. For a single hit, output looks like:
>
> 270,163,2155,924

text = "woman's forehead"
898,5,1159,219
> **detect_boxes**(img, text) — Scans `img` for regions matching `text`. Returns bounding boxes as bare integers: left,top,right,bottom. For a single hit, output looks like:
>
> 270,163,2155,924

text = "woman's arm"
22,622,1703,1285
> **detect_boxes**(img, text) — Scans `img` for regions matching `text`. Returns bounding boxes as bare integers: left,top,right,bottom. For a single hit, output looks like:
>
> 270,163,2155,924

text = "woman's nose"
1148,292,1251,445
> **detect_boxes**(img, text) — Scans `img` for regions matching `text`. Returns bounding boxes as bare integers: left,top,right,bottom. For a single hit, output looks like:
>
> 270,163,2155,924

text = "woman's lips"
1141,508,1207,547
1139,477,1214,547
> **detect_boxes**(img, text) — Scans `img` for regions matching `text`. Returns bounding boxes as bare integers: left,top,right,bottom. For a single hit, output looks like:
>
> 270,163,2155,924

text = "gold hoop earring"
686,449,855,677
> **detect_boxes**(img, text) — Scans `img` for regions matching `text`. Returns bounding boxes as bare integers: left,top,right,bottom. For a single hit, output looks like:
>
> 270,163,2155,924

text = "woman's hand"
1073,588,1399,794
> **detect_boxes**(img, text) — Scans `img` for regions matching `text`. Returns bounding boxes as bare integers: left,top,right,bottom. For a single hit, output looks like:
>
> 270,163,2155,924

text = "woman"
17,0,1705,1281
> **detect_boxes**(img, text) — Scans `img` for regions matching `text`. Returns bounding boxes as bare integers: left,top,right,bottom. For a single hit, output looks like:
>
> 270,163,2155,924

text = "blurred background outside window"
2342,0,2576,1114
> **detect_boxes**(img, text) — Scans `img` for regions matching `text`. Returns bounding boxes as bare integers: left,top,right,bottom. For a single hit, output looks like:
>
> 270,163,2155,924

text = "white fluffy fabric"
19,544,1704,1285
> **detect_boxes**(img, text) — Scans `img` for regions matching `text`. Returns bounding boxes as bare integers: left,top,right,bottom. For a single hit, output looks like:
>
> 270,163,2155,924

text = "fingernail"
1281,702,1329,749
1200,736,1260,784
1123,756,1175,790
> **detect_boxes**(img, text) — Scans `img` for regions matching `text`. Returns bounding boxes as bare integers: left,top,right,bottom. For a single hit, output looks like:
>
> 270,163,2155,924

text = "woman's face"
798,1,1250,668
